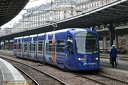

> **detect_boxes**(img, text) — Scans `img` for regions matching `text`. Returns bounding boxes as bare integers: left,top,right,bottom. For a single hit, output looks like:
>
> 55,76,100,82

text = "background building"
11,0,76,32
0,27,12,34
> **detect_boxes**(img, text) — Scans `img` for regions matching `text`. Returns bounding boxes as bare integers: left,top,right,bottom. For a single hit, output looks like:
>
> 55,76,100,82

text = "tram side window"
38,41,43,54
19,43,21,49
30,42,36,53
49,41,52,55
29,42,31,52
16,43,19,49
46,42,49,54
33,42,36,52
24,43,27,52
57,40,64,52
13,44,16,49
46,41,52,55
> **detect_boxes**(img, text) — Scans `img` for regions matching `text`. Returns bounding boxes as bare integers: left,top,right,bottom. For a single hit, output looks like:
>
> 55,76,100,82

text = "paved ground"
100,58,128,78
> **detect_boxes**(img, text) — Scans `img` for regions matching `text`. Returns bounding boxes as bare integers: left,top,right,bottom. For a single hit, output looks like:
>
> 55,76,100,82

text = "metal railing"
76,0,119,14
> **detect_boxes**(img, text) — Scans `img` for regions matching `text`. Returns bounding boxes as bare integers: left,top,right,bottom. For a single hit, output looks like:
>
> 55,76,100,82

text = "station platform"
100,57,128,78
0,58,29,85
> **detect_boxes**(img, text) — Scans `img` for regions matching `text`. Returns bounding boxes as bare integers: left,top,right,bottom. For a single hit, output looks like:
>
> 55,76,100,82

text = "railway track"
0,53,103,85
74,72,128,85
0,51,128,85
1,57,67,85
14,66,39,85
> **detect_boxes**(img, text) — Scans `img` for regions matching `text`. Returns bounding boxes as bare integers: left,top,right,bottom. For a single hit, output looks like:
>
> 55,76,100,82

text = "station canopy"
0,0,29,26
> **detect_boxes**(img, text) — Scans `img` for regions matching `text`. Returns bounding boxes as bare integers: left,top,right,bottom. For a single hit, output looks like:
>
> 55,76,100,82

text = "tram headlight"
78,58,86,61
93,57,98,60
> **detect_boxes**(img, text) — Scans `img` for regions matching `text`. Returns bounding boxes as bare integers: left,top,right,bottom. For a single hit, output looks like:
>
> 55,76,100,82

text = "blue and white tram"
37,33,45,62
13,37,23,58
22,36,30,59
29,34,38,61
13,28,100,71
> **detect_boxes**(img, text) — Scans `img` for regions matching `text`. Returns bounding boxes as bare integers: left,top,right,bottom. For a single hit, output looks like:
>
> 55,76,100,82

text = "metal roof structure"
0,0,128,40
58,0,128,28
0,0,29,26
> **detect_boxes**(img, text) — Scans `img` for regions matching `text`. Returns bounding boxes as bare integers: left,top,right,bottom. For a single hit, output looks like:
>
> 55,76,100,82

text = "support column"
0,41,1,50
3,40,5,50
8,40,10,50
1,41,3,50
115,35,119,49
103,36,107,53
107,23,116,46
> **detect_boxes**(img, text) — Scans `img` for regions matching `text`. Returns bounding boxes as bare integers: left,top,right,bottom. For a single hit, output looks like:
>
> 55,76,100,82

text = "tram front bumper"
66,60,100,71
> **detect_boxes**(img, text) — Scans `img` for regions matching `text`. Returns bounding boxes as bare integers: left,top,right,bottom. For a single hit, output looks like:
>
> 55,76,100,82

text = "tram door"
66,34,75,62
51,34,56,63
45,34,56,64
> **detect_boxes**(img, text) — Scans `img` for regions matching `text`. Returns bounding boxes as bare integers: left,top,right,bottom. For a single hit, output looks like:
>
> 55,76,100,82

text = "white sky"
1,0,51,29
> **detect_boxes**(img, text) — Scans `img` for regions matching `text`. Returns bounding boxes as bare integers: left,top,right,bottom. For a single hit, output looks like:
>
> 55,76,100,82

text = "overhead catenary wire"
27,0,54,17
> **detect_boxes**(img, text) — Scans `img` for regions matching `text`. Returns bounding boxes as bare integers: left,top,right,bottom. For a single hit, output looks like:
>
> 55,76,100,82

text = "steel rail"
14,66,40,85
75,73,106,85
0,57,67,85
74,71,128,85
97,73,128,85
